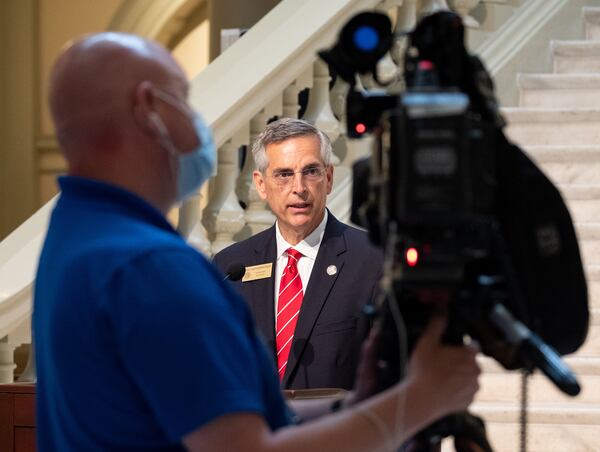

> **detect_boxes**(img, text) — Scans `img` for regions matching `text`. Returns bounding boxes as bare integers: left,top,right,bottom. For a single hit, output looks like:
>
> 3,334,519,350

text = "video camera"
320,10,589,450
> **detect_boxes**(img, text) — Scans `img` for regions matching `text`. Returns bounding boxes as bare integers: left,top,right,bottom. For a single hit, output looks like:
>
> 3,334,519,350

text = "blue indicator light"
353,26,379,52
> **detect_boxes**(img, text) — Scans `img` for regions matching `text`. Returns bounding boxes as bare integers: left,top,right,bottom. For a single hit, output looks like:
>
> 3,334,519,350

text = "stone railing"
0,0,528,383
0,199,56,382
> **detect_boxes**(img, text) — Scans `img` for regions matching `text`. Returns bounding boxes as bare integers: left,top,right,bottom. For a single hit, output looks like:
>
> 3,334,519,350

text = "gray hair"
251,117,332,172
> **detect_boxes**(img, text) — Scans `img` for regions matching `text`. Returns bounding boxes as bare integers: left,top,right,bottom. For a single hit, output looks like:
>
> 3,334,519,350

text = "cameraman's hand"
347,323,382,406
405,314,480,420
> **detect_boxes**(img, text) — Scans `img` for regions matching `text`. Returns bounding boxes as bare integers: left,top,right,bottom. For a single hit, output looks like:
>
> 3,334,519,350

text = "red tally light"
406,248,419,267
355,123,367,134
418,60,434,71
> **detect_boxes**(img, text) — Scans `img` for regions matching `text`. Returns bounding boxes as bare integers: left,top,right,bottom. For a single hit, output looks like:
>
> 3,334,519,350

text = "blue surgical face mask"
149,89,217,202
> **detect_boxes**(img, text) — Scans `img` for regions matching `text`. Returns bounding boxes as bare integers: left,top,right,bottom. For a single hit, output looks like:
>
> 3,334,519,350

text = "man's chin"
284,214,314,230
288,216,311,226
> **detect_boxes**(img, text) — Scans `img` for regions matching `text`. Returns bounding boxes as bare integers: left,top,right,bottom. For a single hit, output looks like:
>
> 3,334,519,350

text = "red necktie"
276,248,304,380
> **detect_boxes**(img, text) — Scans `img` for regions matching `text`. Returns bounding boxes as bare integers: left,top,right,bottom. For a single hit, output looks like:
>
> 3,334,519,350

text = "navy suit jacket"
213,213,383,390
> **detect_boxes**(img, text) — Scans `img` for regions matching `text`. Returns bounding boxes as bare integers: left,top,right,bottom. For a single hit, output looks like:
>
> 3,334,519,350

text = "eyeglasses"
269,166,326,186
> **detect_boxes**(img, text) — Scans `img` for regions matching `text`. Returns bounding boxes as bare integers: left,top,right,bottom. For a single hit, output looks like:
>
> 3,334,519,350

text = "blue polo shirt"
34,176,290,451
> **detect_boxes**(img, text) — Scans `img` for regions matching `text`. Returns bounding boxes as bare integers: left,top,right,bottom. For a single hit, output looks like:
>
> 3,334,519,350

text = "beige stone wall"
173,21,210,81
0,0,123,239
207,0,280,60
38,0,125,211
0,0,278,240
0,0,38,240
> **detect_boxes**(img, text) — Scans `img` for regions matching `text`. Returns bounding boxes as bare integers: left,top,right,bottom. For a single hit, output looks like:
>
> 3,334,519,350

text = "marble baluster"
236,115,266,224
0,336,17,383
17,343,35,383
283,66,313,119
177,187,211,256
236,98,282,239
391,0,419,73
285,59,351,214
374,0,404,87
331,74,372,171
329,75,350,171
420,0,451,16
1,317,32,383
449,0,481,28
329,75,348,124
302,59,341,163
202,126,249,255
13,318,34,383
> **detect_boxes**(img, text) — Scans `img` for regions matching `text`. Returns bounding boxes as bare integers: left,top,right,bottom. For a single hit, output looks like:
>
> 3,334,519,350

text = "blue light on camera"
353,26,379,52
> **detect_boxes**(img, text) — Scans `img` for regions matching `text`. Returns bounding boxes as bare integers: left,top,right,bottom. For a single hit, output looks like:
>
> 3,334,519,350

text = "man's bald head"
49,32,187,154
48,32,194,212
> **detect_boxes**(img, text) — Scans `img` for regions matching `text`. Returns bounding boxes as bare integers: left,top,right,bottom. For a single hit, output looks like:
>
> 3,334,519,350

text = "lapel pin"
326,265,337,276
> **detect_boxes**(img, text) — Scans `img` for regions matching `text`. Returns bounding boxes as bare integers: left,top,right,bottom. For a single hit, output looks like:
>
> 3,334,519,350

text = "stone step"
442,397,600,450
585,264,600,309
523,145,600,185
577,223,600,241
573,307,600,357
576,223,600,270
470,404,600,452
476,356,600,405
584,7,600,41
579,238,600,267
518,74,600,108
503,108,600,146
551,41,600,74
558,184,600,223
475,9,600,451
476,403,600,428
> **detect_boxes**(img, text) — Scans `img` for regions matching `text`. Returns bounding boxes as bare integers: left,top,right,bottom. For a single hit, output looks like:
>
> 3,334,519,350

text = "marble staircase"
470,6,600,451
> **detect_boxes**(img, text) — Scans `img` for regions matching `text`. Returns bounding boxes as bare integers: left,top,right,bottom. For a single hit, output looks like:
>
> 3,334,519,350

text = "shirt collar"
57,175,177,235
275,210,328,261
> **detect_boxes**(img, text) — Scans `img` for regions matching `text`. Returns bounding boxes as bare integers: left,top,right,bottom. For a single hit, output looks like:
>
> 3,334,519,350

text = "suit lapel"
246,227,277,356
282,214,347,387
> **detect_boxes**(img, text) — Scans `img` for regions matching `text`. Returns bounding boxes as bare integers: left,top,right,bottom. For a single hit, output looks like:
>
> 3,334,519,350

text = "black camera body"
321,10,589,398
353,87,492,285
350,84,513,391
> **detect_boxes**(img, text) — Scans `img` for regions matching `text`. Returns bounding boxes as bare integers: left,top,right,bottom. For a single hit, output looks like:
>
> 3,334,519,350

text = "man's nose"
291,172,307,193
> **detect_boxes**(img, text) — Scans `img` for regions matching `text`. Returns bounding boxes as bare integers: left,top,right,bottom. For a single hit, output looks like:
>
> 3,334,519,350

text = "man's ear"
253,170,268,200
132,80,159,134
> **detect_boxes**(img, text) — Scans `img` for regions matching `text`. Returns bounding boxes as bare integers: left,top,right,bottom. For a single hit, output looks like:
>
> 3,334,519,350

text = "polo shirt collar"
57,175,176,234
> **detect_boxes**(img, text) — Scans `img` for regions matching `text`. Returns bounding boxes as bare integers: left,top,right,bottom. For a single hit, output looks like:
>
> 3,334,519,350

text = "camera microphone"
490,303,581,396
520,332,581,396
223,263,246,282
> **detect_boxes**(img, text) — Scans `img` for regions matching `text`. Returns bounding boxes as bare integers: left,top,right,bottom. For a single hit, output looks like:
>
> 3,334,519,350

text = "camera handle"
404,411,493,452
398,302,494,451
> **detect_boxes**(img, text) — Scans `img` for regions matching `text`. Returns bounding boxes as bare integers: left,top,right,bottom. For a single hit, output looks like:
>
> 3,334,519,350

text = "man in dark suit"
214,118,383,390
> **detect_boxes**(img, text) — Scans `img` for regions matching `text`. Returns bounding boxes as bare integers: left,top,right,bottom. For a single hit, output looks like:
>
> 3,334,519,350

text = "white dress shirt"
274,210,328,316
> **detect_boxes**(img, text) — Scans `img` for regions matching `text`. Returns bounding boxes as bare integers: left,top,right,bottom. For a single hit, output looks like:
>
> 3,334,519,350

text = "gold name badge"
242,263,273,282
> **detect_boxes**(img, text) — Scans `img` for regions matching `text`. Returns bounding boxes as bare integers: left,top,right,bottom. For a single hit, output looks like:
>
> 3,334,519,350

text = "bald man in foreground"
33,32,480,451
